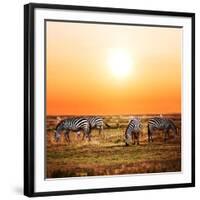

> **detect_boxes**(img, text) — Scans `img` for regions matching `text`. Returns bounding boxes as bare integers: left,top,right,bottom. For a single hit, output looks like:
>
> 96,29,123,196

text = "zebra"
87,116,110,135
147,117,177,143
76,116,110,138
54,117,91,142
125,118,142,146
87,116,104,135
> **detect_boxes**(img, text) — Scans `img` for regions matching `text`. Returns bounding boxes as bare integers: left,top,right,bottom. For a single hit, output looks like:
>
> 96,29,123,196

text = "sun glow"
108,49,133,78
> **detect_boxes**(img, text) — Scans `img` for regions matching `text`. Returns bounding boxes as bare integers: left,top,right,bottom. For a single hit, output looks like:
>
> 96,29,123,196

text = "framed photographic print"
24,3,195,197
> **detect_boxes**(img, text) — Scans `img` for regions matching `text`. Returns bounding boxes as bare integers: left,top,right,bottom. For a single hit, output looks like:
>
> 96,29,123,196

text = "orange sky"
46,21,182,115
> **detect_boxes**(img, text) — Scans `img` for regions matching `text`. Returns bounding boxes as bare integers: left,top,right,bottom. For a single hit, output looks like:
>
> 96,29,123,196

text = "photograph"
24,3,195,196
45,20,182,178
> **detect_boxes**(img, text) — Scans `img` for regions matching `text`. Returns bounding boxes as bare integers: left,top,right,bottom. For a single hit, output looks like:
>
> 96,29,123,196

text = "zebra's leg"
151,134,153,142
163,129,167,142
101,125,106,139
150,127,154,143
64,130,70,143
149,133,153,143
148,134,150,143
84,127,91,141
134,134,137,145
88,134,91,141
64,131,68,142
82,133,85,141
85,132,91,141
148,132,153,143
67,133,70,143
77,131,81,139
99,125,104,137
131,133,135,145
87,128,92,141
167,129,170,139
136,133,140,145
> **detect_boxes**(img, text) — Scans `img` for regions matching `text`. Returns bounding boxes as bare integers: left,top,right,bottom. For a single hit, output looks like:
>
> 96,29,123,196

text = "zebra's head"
54,120,64,142
54,129,61,142
131,117,142,132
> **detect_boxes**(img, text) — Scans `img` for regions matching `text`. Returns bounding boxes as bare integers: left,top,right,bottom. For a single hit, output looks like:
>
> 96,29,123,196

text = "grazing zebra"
147,117,177,143
54,117,91,142
76,116,110,138
87,116,110,135
125,118,142,146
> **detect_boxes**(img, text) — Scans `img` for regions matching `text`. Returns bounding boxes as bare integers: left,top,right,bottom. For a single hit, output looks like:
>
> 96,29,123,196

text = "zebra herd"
54,117,109,142
54,116,178,145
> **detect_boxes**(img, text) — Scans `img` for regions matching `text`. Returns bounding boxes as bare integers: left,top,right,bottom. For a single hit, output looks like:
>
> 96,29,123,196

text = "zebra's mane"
55,119,65,130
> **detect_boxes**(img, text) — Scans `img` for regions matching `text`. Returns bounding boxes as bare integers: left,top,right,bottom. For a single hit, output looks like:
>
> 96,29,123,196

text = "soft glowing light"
108,49,133,78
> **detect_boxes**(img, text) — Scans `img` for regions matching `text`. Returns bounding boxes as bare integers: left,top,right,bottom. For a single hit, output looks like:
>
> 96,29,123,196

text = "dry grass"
46,114,181,178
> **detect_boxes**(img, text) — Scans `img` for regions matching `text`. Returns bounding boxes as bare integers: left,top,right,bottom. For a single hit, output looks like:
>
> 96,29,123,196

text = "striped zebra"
54,117,91,142
77,116,110,137
147,117,177,143
87,116,110,135
125,118,142,146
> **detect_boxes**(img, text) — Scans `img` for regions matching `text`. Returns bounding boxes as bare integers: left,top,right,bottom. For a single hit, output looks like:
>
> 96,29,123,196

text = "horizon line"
47,112,181,117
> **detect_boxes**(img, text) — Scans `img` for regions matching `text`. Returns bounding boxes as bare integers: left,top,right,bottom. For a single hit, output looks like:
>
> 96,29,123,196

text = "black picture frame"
24,3,195,197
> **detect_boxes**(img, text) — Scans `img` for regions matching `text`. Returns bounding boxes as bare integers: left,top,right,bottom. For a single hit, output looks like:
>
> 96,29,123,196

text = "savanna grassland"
46,114,181,178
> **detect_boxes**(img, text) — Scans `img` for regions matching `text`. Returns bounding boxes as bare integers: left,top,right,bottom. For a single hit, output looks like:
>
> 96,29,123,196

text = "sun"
108,49,133,79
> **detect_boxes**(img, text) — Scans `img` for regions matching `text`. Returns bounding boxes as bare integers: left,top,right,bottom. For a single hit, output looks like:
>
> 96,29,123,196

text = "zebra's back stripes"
86,116,108,135
148,117,177,143
55,117,91,142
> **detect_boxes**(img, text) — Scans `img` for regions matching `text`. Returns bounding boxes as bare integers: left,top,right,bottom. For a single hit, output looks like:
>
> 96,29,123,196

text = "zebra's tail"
104,122,111,128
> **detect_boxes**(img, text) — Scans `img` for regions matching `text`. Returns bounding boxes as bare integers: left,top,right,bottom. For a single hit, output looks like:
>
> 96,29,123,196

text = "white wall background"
0,0,199,199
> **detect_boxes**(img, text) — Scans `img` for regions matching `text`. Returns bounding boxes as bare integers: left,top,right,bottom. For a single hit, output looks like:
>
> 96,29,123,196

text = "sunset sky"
46,21,182,115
